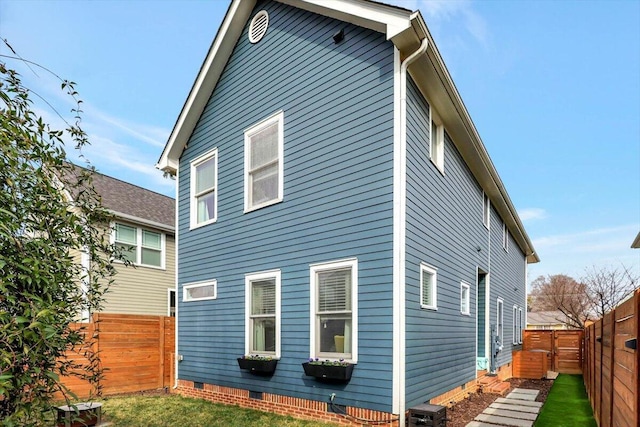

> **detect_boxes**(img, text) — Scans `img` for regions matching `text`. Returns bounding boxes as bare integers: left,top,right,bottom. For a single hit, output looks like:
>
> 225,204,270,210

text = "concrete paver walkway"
466,388,542,427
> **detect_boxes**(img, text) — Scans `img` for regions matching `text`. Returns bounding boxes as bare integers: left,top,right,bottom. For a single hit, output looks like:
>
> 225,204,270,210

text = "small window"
430,111,444,172
503,223,509,251
497,298,504,344
190,148,218,228
483,192,490,229
310,259,358,362
460,282,470,315
513,305,518,345
168,289,176,317
183,280,217,302
244,112,284,212
113,223,164,268
519,308,524,343
420,264,437,310
245,270,281,357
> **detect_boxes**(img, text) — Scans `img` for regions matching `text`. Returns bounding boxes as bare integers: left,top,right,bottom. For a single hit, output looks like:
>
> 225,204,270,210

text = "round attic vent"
249,10,269,44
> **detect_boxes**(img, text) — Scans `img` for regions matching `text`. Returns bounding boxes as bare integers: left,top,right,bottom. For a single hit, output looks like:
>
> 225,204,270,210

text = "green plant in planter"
237,355,278,376
302,358,354,382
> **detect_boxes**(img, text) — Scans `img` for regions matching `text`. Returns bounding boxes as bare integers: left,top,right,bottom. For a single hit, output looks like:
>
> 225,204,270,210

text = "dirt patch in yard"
446,378,553,427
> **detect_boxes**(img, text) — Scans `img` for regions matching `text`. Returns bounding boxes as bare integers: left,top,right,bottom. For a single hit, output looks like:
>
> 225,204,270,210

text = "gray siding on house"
177,0,395,412
404,76,491,407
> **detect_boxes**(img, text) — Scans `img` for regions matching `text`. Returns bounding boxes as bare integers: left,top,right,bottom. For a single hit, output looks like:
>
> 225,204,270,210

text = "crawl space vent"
249,10,269,43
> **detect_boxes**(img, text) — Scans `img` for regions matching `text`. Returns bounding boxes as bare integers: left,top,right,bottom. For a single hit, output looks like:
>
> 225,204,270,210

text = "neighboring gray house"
157,0,538,424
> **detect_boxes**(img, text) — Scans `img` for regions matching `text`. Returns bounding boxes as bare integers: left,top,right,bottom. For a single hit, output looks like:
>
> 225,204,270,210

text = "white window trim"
503,223,509,251
183,280,217,302
497,297,504,344
460,282,470,315
309,258,358,363
429,106,445,174
245,269,281,359
112,222,166,270
513,305,518,345
244,111,284,213
190,148,218,229
518,308,524,344
483,192,490,229
420,263,438,310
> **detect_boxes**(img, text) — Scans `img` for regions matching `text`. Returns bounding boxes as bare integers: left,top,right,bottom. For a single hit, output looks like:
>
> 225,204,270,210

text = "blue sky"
1,0,638,285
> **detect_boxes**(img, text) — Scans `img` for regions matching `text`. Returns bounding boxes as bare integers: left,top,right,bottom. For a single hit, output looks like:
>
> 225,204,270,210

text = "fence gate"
523,329,583,373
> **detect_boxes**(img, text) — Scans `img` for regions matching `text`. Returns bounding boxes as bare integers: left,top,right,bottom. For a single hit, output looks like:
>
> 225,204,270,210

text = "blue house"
157,0,538,425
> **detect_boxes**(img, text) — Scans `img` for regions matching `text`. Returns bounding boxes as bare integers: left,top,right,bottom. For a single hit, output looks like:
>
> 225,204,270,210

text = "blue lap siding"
177,0,395,412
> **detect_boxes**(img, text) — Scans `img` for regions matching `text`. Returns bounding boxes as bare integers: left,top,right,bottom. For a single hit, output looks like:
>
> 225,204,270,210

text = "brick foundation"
175,380,400,426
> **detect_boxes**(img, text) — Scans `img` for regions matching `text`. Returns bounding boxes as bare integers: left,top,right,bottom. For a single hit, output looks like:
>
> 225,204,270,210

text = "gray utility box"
408,403,447,427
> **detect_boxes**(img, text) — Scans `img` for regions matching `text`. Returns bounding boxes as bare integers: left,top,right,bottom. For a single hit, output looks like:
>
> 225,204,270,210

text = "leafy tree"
529,265,639,328
0,52,117,425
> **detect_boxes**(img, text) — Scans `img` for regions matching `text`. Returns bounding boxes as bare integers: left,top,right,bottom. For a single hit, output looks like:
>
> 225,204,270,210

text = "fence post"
159,316,165,389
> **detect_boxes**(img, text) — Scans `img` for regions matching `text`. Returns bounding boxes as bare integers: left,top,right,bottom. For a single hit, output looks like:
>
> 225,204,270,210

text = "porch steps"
478,375,511,396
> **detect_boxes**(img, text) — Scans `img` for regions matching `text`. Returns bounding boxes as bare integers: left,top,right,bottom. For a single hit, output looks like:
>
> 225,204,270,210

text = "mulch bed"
446,378,554,427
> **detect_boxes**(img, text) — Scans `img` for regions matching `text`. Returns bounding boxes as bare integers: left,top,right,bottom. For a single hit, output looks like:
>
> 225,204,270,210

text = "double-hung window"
244,111,284,212
310,259,357,362
420,263,437,310
190,148,218,228
460,282,470,315
245,270,281,357
114,223,164,268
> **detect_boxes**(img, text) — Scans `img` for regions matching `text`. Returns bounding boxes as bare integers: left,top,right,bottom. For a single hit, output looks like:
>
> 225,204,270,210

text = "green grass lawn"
535,374,596,427
100,394,340,427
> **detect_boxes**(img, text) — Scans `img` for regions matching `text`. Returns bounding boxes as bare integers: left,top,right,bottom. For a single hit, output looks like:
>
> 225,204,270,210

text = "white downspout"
393,37,428,426
173,169,180,390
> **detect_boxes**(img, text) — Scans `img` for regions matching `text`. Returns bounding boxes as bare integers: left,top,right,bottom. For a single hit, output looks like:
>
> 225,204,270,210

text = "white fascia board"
157,0,257,175
278,0,413,39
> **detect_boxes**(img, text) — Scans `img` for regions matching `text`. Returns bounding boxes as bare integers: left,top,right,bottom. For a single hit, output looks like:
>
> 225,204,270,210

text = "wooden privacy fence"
59,313,175,399
517,329,583,374
584,289,639,427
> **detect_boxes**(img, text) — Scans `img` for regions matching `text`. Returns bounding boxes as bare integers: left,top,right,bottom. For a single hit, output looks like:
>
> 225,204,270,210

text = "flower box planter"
237,357,278,376
302,362,354,382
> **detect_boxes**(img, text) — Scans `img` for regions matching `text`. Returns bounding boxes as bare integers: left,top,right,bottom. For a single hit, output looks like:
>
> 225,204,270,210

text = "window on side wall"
114,223,164,268
183,280,217,302
310,259,357,362
190,148,218,228
513,305,518,345
245,270,280,358
420,263,437,310
503,222,509,251
497,298,504,344
244,111,284,212
460,282,470,315
519,308,524,343
429,107,444,172
483,193,490,229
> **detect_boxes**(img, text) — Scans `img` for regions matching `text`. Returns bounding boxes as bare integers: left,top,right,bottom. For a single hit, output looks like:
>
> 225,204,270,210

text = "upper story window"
483,192,490,229
245,270,281,358
430,110,445,173
310,259,358,362
503,222,509,251
183,280,217,302
190,148,218,228
460,282,470,315
420,263,437,310
114,223,165,269
244,111,284,212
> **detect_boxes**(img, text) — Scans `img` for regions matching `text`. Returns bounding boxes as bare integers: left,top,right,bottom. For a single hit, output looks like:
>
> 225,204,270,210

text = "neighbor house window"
183,280,217,302
190,148,218,228
310,259,358,362
483,192,490,229
244,111,284,212
497,298,504,344
513,305,518,344
420,263,437,310
430,108,444,172
460,282,470,315
114,223,164,268
503,222,509,251
245,270,281,358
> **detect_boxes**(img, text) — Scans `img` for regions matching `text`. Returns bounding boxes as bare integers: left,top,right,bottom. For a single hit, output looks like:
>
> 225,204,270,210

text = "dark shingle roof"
90,171,175,229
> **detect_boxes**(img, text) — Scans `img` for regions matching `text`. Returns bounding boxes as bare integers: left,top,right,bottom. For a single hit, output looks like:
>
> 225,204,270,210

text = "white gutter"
393,36,428,425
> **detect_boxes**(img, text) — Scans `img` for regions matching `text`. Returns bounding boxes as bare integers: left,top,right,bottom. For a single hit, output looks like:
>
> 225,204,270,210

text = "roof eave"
632,231,640,249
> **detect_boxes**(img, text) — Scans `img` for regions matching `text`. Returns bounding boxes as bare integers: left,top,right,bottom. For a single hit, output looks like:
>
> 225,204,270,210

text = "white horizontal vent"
249,10,269,44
